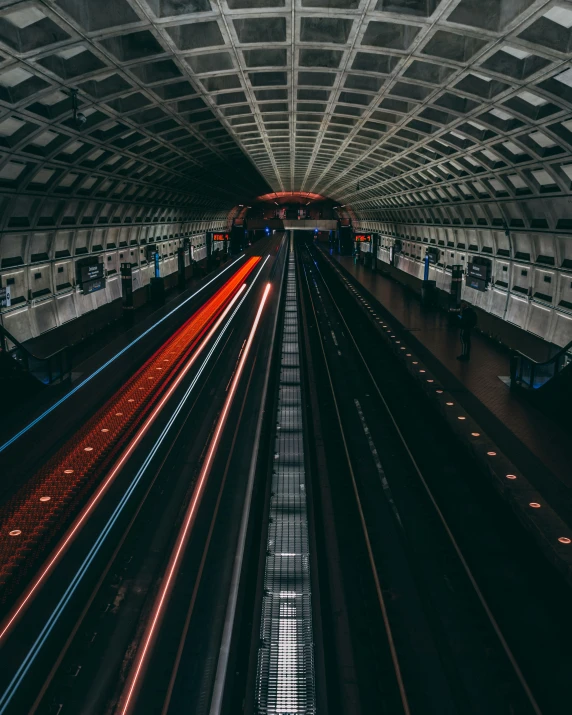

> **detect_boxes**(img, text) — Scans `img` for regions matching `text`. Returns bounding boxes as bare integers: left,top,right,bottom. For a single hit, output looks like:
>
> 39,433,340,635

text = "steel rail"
28,327,235,715
299,248,411,715
0,258,270,715
160,349,260,715
117,281,272,715
208,234,288,715
310,245,543,715
0,259,260,608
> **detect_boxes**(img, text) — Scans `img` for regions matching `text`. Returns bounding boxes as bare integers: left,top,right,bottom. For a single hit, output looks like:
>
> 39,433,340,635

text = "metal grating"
255,249,316,715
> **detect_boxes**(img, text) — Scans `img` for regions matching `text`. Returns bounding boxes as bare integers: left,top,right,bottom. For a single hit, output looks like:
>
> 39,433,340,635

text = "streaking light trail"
0,256,245,454
0,284,247,644
0,257,270,715
118,282,272,715
0,258,260,594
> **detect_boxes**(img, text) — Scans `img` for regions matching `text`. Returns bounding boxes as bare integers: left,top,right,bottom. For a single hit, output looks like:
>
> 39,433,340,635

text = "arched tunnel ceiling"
0,0,571,221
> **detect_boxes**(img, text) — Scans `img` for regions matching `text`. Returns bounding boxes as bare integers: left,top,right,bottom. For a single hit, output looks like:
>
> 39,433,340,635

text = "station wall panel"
55,292,77,326
363,221,572,348
1,209,228,344
30,298,58,337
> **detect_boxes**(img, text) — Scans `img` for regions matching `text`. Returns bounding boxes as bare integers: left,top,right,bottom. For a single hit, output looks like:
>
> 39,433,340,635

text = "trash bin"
150,277,165,306
421,280,437,307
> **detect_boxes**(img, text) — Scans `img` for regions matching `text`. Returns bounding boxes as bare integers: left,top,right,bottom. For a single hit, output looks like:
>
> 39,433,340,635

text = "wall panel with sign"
0,286,11,308
466,257,492,293
76,257,106,295
212,232,228,247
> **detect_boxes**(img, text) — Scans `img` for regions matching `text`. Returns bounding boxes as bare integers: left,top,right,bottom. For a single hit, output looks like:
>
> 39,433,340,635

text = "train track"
296,240,544,715
0,252,277,714
0,258,260,604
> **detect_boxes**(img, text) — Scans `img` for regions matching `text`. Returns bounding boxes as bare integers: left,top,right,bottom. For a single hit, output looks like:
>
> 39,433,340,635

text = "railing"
0,323,71,386
511,339,572,390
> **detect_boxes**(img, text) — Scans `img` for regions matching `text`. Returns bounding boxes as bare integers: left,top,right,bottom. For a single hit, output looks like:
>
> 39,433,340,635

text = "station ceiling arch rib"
0,0,570,227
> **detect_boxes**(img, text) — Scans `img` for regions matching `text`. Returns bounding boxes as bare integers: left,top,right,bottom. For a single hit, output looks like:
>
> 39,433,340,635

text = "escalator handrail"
0,322,71,385
511,338,572,388
0,322,69,362
512,338,572,369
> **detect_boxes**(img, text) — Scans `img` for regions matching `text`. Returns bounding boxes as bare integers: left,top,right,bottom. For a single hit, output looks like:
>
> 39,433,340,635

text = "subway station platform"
3,0,572,709
320,246,572,525
0,255,245,497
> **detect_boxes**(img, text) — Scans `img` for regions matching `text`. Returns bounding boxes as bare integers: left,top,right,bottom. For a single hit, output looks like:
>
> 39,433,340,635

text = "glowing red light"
118,282,272,715
0,257,261,612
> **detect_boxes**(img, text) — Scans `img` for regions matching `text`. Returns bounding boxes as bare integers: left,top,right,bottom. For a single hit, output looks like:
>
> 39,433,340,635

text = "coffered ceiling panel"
0,0,570,221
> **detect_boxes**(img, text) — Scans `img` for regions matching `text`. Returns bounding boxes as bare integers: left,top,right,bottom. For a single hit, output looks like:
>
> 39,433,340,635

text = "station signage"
80,262,104,284
82,277,106,295
354,234,371,242
121,262,133,308
77,258,106,295
426,247,439,264
467,262,488,281
0,286,10,308
466,274,487,292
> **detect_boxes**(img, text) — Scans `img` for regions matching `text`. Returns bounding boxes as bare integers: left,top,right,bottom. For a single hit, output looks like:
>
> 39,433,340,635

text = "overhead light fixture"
69,88,86,129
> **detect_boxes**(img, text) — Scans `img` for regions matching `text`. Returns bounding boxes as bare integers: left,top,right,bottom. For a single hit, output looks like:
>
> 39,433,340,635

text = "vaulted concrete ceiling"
0,0,572,221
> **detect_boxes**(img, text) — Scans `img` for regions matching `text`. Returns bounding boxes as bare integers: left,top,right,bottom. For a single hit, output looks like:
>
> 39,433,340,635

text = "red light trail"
0,282,249,644
117,282,272,715
0,258,260,601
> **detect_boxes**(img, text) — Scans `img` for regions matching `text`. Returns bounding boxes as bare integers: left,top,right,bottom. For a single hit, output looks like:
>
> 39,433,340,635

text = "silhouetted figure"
457,301,477,361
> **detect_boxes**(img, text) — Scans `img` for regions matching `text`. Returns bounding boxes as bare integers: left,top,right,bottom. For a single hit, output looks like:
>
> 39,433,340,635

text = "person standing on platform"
457,301,477,361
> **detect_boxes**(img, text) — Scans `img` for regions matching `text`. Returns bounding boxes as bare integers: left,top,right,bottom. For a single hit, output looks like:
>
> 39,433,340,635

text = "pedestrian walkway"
321,247,572,511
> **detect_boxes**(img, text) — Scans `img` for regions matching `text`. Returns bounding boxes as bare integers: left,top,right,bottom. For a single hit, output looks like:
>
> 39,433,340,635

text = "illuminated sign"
466,275,487,292
466,260,491,292
426,247,440,264
213,233,229,241
83,277,105,295
80,263,104,284
354,234,371,242
467,262,488,281
77,258,105,295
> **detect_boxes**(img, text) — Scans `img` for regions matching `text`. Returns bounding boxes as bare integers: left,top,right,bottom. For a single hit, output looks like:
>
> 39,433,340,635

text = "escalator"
511,339,572,424
0,324,71,405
